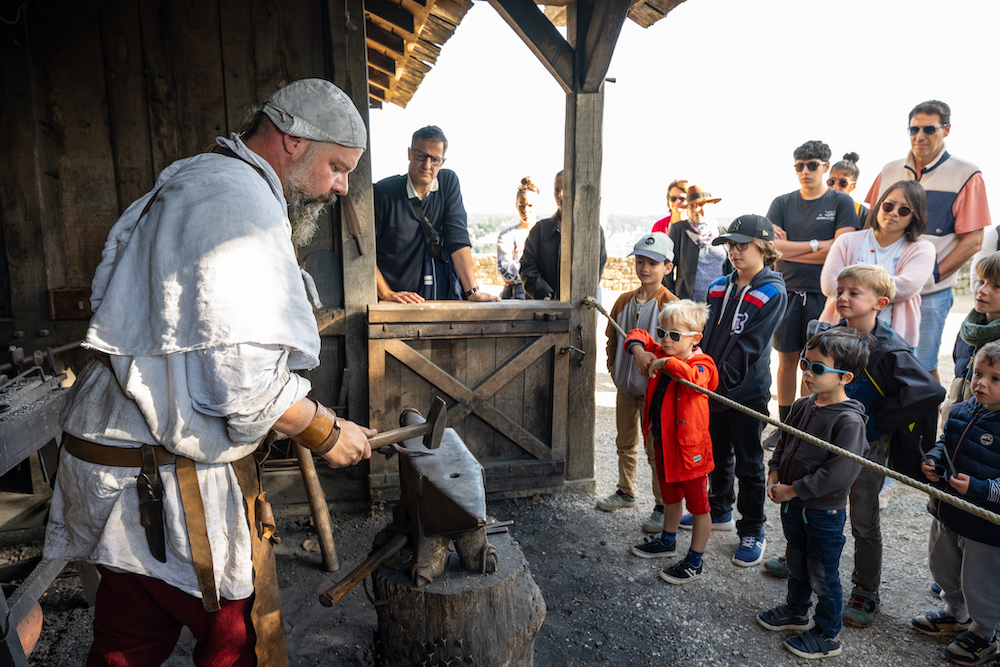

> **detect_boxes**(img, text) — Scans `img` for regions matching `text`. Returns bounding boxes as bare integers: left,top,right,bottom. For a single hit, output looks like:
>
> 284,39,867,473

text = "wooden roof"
366,0,686,108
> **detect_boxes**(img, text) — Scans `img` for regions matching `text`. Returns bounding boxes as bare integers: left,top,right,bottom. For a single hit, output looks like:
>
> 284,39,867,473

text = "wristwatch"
809,238,819,253
465,286,479,297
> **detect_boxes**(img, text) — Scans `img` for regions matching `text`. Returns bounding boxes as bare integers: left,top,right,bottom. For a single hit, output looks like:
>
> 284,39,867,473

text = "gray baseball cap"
262,78,367,149
628,232,674,263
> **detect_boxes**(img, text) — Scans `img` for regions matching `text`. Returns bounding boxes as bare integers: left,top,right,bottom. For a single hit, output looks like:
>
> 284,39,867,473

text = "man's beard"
283,154,335,248
285,184,332,247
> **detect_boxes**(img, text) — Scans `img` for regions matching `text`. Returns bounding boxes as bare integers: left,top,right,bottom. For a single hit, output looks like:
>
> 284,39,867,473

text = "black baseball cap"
712,214,774,245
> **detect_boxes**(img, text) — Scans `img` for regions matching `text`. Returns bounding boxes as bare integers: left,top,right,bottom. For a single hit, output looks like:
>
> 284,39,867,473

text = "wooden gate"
368,301,572,499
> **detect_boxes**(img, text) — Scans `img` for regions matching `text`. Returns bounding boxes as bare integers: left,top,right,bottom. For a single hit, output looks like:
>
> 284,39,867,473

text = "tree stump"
372,532,545,667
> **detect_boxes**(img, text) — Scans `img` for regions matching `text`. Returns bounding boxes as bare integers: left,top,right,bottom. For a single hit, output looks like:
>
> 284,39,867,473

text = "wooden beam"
365,0,415,34
562,0,603,483
367,48,397,76
488,0,573,94
368,66,391,90
365,17,405,59
582,0,631,92
329,0,378,425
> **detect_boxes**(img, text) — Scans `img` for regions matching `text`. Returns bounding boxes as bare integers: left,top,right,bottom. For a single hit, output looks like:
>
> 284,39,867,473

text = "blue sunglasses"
799,357,849,376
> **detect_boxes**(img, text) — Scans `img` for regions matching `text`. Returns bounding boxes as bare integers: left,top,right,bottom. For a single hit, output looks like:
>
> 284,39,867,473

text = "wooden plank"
369,66,391,90
365,18,405,59
549,332,570,462
463,337,494,457
368,300,571,323
27,0,111,64
473,334,558,399
484,460,564,494
367,338,388,479
488,0,573,94
366,0,415,34
137,0,181,175
47,14,119,288
385,339,552,460
493,336,526,459
169,0,227,157
367,48,397,76
367,319,569,339
582,0,631,93
0,22,50,336
316,308,345,336
101,0,155,212
219,0,259,134
329,0,377,426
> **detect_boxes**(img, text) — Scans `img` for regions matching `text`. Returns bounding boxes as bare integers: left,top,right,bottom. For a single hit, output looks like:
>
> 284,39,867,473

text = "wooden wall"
0,0,365,422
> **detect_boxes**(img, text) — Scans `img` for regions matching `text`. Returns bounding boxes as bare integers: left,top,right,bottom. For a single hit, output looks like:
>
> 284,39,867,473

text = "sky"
368,0,1000,225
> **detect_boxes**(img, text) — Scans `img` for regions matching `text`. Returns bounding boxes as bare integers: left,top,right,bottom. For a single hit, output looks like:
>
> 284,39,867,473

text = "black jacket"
929,399,1000,547
520,212,607,300
813,319,946,480
662,220,731,300
702,266,787,411
770,395,869,510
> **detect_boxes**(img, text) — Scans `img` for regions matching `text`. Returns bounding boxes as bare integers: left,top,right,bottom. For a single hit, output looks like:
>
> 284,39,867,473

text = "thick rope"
583,295,1000,527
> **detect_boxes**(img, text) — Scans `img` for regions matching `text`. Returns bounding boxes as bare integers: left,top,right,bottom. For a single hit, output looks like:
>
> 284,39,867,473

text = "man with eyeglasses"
374,125,498,303
866,100,992,381
766,140,860,429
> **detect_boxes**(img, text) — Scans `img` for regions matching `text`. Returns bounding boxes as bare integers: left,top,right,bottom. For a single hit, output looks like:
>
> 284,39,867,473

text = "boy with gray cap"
44,78,372,666
597,233,678,531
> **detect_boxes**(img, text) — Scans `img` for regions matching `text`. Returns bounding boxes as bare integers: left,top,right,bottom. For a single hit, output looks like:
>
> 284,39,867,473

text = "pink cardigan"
819,230,936,348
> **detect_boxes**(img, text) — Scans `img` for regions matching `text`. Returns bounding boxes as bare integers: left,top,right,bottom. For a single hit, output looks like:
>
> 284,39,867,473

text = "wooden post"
329,0,377,425
562,0,603,483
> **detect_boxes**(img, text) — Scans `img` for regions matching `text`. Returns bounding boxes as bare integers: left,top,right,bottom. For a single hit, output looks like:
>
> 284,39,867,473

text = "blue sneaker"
733,532,766,567
679,510,735,531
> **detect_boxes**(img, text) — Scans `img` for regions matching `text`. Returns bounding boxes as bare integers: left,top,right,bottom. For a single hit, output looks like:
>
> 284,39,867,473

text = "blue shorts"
915,288,954,372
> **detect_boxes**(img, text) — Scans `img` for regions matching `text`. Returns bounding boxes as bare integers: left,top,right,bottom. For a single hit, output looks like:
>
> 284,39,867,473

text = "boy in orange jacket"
626,299,720,583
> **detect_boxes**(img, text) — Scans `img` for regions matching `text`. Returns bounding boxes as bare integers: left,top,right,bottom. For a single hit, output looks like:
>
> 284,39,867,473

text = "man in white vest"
866,100,992,381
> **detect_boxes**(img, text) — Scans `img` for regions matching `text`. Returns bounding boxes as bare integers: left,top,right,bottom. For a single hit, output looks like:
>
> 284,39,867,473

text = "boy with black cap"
679,215,787,567
598,233,678,532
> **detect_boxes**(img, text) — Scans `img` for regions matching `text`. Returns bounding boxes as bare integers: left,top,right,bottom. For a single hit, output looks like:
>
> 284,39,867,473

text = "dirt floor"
4,292,983,666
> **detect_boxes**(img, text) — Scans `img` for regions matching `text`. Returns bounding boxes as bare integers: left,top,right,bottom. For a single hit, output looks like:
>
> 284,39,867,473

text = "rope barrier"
583,296,1000,528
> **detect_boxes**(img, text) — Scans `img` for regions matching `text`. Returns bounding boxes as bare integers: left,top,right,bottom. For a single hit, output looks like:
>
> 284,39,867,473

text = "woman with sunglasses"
661,184,730,301
819,180,935,348
651,179,689,233
828,153,871,229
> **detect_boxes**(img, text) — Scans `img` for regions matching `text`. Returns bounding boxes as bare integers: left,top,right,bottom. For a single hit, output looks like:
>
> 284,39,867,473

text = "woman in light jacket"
819,179,935,348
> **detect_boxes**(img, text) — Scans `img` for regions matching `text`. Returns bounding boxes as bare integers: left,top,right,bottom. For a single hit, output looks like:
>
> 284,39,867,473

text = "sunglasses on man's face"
656,328,699,343
799,357,849,376
793,161,825,172
907,125,947,136
881,201,912,217
827,178,853,189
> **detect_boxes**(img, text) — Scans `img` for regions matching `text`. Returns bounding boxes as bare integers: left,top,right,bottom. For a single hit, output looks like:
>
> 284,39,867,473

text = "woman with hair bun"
497,176,541,299
828,153,871,227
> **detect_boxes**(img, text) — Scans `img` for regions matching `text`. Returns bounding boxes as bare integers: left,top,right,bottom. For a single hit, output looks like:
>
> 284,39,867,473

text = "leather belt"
64,435,176,467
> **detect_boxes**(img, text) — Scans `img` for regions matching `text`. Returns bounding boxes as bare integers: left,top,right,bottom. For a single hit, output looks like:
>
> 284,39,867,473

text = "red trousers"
88,565,255,667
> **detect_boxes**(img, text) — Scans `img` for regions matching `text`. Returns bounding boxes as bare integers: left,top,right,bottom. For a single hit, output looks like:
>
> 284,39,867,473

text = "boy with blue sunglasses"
758,327,869,659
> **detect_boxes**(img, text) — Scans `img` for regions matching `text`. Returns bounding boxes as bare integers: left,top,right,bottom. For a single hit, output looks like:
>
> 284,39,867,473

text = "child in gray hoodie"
757,327,869,659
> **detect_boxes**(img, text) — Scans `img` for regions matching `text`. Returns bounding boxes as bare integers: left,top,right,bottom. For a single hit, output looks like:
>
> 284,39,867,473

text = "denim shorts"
915,288,954,371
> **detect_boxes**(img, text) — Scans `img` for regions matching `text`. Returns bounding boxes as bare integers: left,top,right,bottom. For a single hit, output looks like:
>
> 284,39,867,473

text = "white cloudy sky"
368,0,1000,224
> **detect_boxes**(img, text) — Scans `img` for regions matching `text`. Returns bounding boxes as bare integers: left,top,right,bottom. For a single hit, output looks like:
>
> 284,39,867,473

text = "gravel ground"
5,291,980,666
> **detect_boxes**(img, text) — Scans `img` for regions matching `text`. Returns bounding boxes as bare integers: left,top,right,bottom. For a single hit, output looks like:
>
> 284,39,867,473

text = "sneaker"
911,609,972,637
757,604,813,632
843,587,880,628
630,535,675,559
595,490,636,512
679,509,735,531
641,509,665,534
761,426,781,450
763,555,789,578
944,629,999,665
931,581,944,596
784,627,842,659
878,486,891,510
659,558,703,584
733,532,766,567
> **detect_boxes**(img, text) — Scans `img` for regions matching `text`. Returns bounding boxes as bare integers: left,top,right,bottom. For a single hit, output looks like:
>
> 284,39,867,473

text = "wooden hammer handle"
319,534,407,607
367,422,432,449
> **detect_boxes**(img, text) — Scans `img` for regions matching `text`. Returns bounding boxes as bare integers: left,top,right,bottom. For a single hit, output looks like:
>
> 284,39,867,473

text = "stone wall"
474,254,640,292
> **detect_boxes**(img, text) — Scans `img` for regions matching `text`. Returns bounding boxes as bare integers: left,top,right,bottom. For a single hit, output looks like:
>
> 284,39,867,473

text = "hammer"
368,396,447,457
